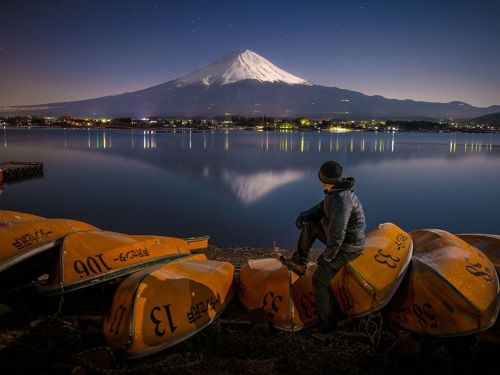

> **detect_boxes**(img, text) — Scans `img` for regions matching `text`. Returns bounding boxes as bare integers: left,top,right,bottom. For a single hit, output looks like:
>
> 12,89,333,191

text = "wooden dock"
0,161,44,183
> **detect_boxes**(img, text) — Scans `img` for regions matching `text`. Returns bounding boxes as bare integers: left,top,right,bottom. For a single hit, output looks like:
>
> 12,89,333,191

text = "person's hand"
295,213,307,229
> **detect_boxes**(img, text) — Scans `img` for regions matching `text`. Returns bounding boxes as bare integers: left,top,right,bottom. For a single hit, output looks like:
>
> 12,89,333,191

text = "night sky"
1,0,499,107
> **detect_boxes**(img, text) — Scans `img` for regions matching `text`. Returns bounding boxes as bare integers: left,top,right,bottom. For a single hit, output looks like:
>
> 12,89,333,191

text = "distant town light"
328,126,351,133
300,118,310,126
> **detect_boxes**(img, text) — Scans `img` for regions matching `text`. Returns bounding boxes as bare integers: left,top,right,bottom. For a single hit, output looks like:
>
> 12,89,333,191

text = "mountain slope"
1,50,499,119
471,111,500,125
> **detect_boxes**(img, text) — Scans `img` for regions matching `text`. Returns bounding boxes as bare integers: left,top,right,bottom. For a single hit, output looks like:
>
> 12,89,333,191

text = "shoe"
277,254,307,276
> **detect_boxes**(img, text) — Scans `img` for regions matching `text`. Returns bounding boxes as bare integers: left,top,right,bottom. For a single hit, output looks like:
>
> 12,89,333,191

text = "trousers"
293,221,363,327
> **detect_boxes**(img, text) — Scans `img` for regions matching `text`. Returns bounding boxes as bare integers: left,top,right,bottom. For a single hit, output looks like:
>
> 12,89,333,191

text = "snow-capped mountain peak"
174,49,312,87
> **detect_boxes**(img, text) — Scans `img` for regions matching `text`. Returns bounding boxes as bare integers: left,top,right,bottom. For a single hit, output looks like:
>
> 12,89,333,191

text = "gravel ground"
0,245,497,375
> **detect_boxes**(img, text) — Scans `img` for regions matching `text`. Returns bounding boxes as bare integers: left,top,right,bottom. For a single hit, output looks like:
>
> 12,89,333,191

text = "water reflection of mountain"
222,169,306,204
2,128,499,205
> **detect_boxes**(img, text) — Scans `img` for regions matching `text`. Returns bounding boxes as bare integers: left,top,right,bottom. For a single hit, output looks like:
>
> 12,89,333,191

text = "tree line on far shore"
1,116,498,132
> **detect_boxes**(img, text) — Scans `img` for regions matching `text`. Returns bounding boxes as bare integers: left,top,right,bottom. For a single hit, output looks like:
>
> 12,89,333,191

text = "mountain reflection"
1,128,499,247
222,169,306,204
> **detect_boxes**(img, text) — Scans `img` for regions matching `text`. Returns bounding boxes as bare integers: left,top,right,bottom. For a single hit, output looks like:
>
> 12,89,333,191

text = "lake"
1,128,499,248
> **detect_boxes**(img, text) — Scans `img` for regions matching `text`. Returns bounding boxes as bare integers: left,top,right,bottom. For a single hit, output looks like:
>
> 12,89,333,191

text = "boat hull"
103,254,234,358
387,229,500,337
238,258,317,331
0,218,97,272
0,210,44,225
456,233,500,342
330,222,413,318
38,231,197,295
457,233,500,274
0,218,97,295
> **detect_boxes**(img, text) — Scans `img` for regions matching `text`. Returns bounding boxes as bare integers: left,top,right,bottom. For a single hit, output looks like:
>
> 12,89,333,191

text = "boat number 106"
73,253,112,278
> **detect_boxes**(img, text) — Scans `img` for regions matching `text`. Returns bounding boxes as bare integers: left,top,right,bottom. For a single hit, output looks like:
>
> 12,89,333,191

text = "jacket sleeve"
299,200,325,222
324,194,352,259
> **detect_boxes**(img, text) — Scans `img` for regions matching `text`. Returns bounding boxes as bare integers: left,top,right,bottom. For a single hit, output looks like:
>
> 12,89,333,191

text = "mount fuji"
2,49,499,119
173,49,311,87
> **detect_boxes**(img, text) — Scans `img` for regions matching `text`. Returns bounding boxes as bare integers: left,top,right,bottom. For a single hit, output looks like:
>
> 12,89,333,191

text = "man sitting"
282,160,366,335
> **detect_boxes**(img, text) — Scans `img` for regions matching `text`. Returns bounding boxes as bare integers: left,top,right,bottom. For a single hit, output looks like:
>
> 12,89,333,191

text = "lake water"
1,128,499,248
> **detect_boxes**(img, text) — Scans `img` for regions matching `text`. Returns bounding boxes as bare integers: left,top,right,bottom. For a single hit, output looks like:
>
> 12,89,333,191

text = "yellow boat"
456,233,500,343
103,253,234,359
237,222,412,330
0,218,97,272
238,258,317,332
0,210,44,225
456,233,500,273
387,229,500,337
330,222,413,318
0,217,97,295
37,230,208,295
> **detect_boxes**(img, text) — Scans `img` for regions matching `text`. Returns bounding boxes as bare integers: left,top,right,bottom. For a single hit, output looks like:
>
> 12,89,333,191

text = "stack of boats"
239,223,500,340
0,210,234,359
0,210,499,360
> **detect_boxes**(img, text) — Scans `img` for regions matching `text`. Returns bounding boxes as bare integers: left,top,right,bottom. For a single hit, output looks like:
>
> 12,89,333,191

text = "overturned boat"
37,230,208,295
456,233,499,273
0,210,44,225
0,218,98,291
0,218,97,272
103,253,234,359
238,257,317,331
387,229,500,337
456,233,500,343
330,222,413,318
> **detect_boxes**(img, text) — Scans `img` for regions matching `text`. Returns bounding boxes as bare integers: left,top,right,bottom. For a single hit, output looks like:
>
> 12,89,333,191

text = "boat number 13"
151,304,177,336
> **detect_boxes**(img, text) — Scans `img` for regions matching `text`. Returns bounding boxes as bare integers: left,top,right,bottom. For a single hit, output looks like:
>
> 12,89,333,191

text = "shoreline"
2,125,499,134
